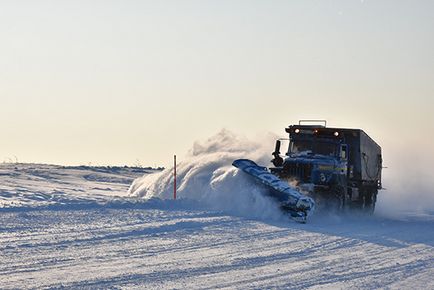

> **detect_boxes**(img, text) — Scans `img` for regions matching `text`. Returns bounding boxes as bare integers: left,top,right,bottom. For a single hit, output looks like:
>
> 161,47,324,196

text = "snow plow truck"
233,120,382,222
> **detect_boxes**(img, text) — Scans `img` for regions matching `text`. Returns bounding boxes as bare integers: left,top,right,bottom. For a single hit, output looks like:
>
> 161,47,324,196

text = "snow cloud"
129,129,285,221
376,166,434,219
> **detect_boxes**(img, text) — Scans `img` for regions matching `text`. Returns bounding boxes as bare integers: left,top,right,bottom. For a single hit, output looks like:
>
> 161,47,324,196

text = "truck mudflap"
232,159,315,222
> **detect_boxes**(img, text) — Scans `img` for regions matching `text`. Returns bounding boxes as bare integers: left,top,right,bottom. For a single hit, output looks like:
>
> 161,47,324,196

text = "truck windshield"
290,140,337,157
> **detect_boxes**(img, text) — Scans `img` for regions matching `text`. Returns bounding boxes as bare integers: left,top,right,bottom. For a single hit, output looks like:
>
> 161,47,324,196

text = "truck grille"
283,162,312,182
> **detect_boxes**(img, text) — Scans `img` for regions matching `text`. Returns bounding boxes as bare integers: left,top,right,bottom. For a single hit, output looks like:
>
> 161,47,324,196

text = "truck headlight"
320,173,326,182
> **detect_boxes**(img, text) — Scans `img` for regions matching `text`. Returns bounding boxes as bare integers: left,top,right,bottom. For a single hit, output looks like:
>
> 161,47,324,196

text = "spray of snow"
376,167,434,220
129,129,285,221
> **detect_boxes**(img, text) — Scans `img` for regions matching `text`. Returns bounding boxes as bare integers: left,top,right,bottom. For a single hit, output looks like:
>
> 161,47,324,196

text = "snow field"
1,130,434,288
0,163,433,289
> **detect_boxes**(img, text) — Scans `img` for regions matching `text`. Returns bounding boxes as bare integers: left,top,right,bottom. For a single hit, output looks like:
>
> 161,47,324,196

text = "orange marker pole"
174,155,177,200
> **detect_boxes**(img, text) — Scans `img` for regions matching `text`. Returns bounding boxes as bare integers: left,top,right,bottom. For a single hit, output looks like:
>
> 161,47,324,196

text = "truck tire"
330,185,346,212
363,191,377,214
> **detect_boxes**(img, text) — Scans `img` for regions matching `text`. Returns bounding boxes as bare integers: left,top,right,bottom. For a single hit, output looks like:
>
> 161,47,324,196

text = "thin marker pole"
174,155,177,200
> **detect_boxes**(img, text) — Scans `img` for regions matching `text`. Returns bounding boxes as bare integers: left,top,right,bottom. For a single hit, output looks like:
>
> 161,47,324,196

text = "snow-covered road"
1,164,433,289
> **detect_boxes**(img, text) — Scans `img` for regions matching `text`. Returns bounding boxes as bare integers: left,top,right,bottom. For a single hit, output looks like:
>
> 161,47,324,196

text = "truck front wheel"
330,185,346,212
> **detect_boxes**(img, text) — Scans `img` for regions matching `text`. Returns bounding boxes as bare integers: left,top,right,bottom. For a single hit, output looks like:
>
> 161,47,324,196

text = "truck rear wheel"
363,191,377,214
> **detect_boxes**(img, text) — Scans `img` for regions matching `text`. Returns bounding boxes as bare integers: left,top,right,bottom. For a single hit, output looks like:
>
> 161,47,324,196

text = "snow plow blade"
232,159,315,222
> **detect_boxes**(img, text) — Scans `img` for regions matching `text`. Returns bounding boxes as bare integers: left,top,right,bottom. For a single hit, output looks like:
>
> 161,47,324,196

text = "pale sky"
1,0,433,167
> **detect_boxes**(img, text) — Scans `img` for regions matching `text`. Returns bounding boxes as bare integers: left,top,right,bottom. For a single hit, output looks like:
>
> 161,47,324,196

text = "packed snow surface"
1,131,434,289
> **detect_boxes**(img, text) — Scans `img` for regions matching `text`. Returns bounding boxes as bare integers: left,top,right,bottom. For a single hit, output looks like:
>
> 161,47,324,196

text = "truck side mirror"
340,144,348,160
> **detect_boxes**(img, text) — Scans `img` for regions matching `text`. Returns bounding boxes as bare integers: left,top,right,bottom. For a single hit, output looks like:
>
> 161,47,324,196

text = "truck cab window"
290,140,337,157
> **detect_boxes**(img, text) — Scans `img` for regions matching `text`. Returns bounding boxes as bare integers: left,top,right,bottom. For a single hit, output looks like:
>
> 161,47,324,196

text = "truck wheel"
364,191,377,214
330,186,346,212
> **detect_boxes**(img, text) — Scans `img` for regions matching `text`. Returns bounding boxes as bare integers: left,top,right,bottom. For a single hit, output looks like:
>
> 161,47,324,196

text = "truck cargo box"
339,129,382,186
